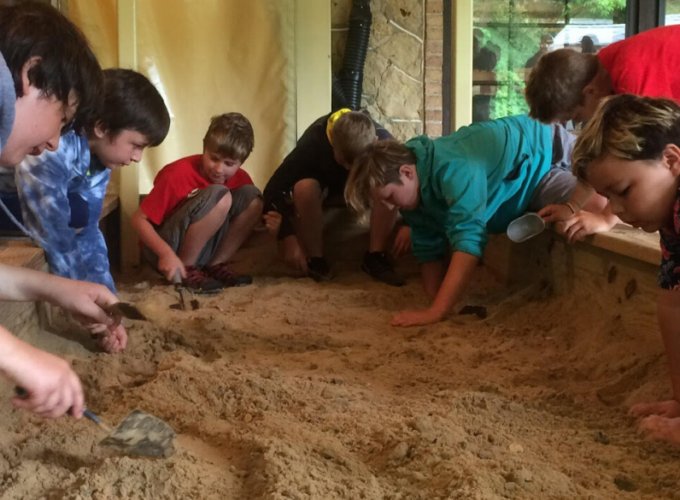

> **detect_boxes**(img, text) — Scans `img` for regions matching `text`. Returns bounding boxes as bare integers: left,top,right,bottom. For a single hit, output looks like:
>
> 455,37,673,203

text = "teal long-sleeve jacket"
402,115,553,263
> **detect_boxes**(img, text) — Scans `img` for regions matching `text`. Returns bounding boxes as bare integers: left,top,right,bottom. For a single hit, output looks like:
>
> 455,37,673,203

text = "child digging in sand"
344,115,609,327
571,94,680,445
132,113,262,292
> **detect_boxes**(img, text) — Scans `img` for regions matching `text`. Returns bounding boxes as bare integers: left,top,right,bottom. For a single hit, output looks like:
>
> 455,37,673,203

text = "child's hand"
5,341,84,419
559,211,615,244
88,323,128,353
392,225,411,258
100,324,128,353
158,251,186,282
281,235,308,273
391,308,444,327
538,204,575,223
263,211,282,235
46,279,119,331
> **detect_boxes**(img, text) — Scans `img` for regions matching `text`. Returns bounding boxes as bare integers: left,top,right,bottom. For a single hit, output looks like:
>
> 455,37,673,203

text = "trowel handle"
171,270,182,286
14,386,100,423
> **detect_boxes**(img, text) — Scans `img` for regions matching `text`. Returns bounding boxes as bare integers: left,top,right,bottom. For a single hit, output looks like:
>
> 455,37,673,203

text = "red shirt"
140,154,254,225
598,25,680,101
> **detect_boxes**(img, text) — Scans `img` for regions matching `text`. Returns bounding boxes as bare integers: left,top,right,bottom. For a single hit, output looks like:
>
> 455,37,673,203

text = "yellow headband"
327,108,352,144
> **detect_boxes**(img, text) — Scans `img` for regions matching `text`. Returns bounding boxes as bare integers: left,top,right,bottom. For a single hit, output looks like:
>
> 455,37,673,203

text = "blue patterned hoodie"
11,131,115,292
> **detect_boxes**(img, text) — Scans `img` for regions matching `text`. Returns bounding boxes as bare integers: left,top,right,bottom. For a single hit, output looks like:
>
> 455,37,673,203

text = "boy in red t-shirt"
526,25,680,125
525,26,680,244
132,113,262,291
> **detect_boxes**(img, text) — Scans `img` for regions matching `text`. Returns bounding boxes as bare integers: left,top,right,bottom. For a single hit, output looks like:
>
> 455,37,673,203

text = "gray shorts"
527,123,578,211
143,184,262,269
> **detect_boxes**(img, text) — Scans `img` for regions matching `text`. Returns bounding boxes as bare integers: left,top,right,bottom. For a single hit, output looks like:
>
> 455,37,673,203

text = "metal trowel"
104,302,147,324
15,388,176,458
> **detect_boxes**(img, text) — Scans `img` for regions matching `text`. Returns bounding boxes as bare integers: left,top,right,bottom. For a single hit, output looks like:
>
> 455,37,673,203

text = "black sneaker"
361,251,405,287
306,257,332,282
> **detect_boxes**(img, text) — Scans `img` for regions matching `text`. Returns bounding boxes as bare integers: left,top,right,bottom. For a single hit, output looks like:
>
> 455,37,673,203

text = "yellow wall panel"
135,0,288,193
68,0,118,69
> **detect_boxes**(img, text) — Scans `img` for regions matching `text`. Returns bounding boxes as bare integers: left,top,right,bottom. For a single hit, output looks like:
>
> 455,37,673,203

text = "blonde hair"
332,111,376,164
344,140,415,219
573,95,680,181
203,113,254,162
525,49,599,123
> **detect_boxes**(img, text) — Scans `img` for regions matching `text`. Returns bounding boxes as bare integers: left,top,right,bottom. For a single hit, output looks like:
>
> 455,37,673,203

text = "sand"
0,259,679,500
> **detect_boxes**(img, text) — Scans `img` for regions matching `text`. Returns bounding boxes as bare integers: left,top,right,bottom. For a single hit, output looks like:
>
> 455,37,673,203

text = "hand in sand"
392,225,411,258
158,251,186,282
263,211,282,236
281,235,308,274
630,400,680,419
3,340,84,419
639,415,680,445
88,322,128,353
392,308,444,327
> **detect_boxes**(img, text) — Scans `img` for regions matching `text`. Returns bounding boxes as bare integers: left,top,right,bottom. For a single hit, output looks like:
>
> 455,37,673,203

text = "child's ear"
664,144,680,177
399,164,415,180
92,121,108,139
20,56,42,96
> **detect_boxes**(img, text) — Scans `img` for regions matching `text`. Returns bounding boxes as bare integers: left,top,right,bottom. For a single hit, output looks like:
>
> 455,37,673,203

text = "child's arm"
539,181,596,223
131,208,185,280
420,260,446,299
658,289,680,403
0,325,85,419
0,263,118,329
392,251,479,327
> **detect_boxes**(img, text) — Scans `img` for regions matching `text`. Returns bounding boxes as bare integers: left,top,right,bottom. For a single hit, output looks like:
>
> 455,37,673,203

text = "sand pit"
1,261,679,500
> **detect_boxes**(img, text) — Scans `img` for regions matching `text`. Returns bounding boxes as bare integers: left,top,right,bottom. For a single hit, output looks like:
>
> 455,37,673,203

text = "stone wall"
331,0,426,141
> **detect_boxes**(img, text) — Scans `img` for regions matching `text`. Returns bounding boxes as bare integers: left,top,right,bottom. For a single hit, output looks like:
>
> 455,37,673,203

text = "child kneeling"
132,113,262,292
345,115,608,327
572,94,680,445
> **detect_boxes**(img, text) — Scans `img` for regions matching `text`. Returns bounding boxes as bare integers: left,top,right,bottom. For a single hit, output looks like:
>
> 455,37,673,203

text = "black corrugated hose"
339,0,372,110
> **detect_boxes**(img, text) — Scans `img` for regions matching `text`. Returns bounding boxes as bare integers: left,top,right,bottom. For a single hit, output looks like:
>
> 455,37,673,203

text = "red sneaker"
204,262,253,288
183,266,223,292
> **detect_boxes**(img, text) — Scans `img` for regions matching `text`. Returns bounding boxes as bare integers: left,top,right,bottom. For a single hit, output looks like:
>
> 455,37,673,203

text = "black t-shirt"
263,112,392,239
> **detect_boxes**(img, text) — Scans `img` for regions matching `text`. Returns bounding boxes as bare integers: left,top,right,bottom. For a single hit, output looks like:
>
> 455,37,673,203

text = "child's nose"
381,200,395,211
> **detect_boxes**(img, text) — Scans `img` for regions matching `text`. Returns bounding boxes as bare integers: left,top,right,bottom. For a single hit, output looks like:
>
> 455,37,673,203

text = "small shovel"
171,270,188,311
104,302,147,324
15,388,176,458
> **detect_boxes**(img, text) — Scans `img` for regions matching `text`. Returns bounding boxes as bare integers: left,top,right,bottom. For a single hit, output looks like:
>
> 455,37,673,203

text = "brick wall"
424,0,444,137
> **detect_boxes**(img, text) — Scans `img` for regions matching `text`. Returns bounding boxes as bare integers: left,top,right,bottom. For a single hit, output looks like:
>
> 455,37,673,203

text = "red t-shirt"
140,154,254,225
598,25,680,101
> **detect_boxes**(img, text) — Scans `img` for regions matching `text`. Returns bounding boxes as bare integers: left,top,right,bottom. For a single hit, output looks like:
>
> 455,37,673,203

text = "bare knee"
293,178,322,206
215,191,233,215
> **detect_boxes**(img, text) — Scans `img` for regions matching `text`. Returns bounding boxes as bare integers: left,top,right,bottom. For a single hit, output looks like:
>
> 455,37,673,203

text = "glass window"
666,0,680,25
472,0,626,122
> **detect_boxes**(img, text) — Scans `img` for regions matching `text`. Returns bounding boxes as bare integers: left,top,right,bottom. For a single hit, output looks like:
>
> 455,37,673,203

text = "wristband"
565,201,579,214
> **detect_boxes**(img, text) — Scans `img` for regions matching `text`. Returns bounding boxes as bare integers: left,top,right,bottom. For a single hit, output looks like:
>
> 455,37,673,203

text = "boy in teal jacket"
345,115,608,327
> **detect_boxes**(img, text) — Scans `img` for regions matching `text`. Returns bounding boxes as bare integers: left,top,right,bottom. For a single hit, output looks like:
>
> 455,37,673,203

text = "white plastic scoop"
507,213,546,242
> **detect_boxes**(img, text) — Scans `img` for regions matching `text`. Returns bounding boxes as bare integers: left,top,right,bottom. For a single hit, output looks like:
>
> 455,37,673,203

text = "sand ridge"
0,265,678,500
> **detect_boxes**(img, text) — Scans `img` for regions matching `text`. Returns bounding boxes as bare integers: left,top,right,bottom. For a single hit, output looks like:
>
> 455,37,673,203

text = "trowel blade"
99,409,176,458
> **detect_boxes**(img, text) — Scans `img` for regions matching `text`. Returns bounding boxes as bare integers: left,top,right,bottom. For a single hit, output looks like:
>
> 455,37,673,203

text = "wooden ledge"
0,242,46,271
580,224,660,266
100,193,120,220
